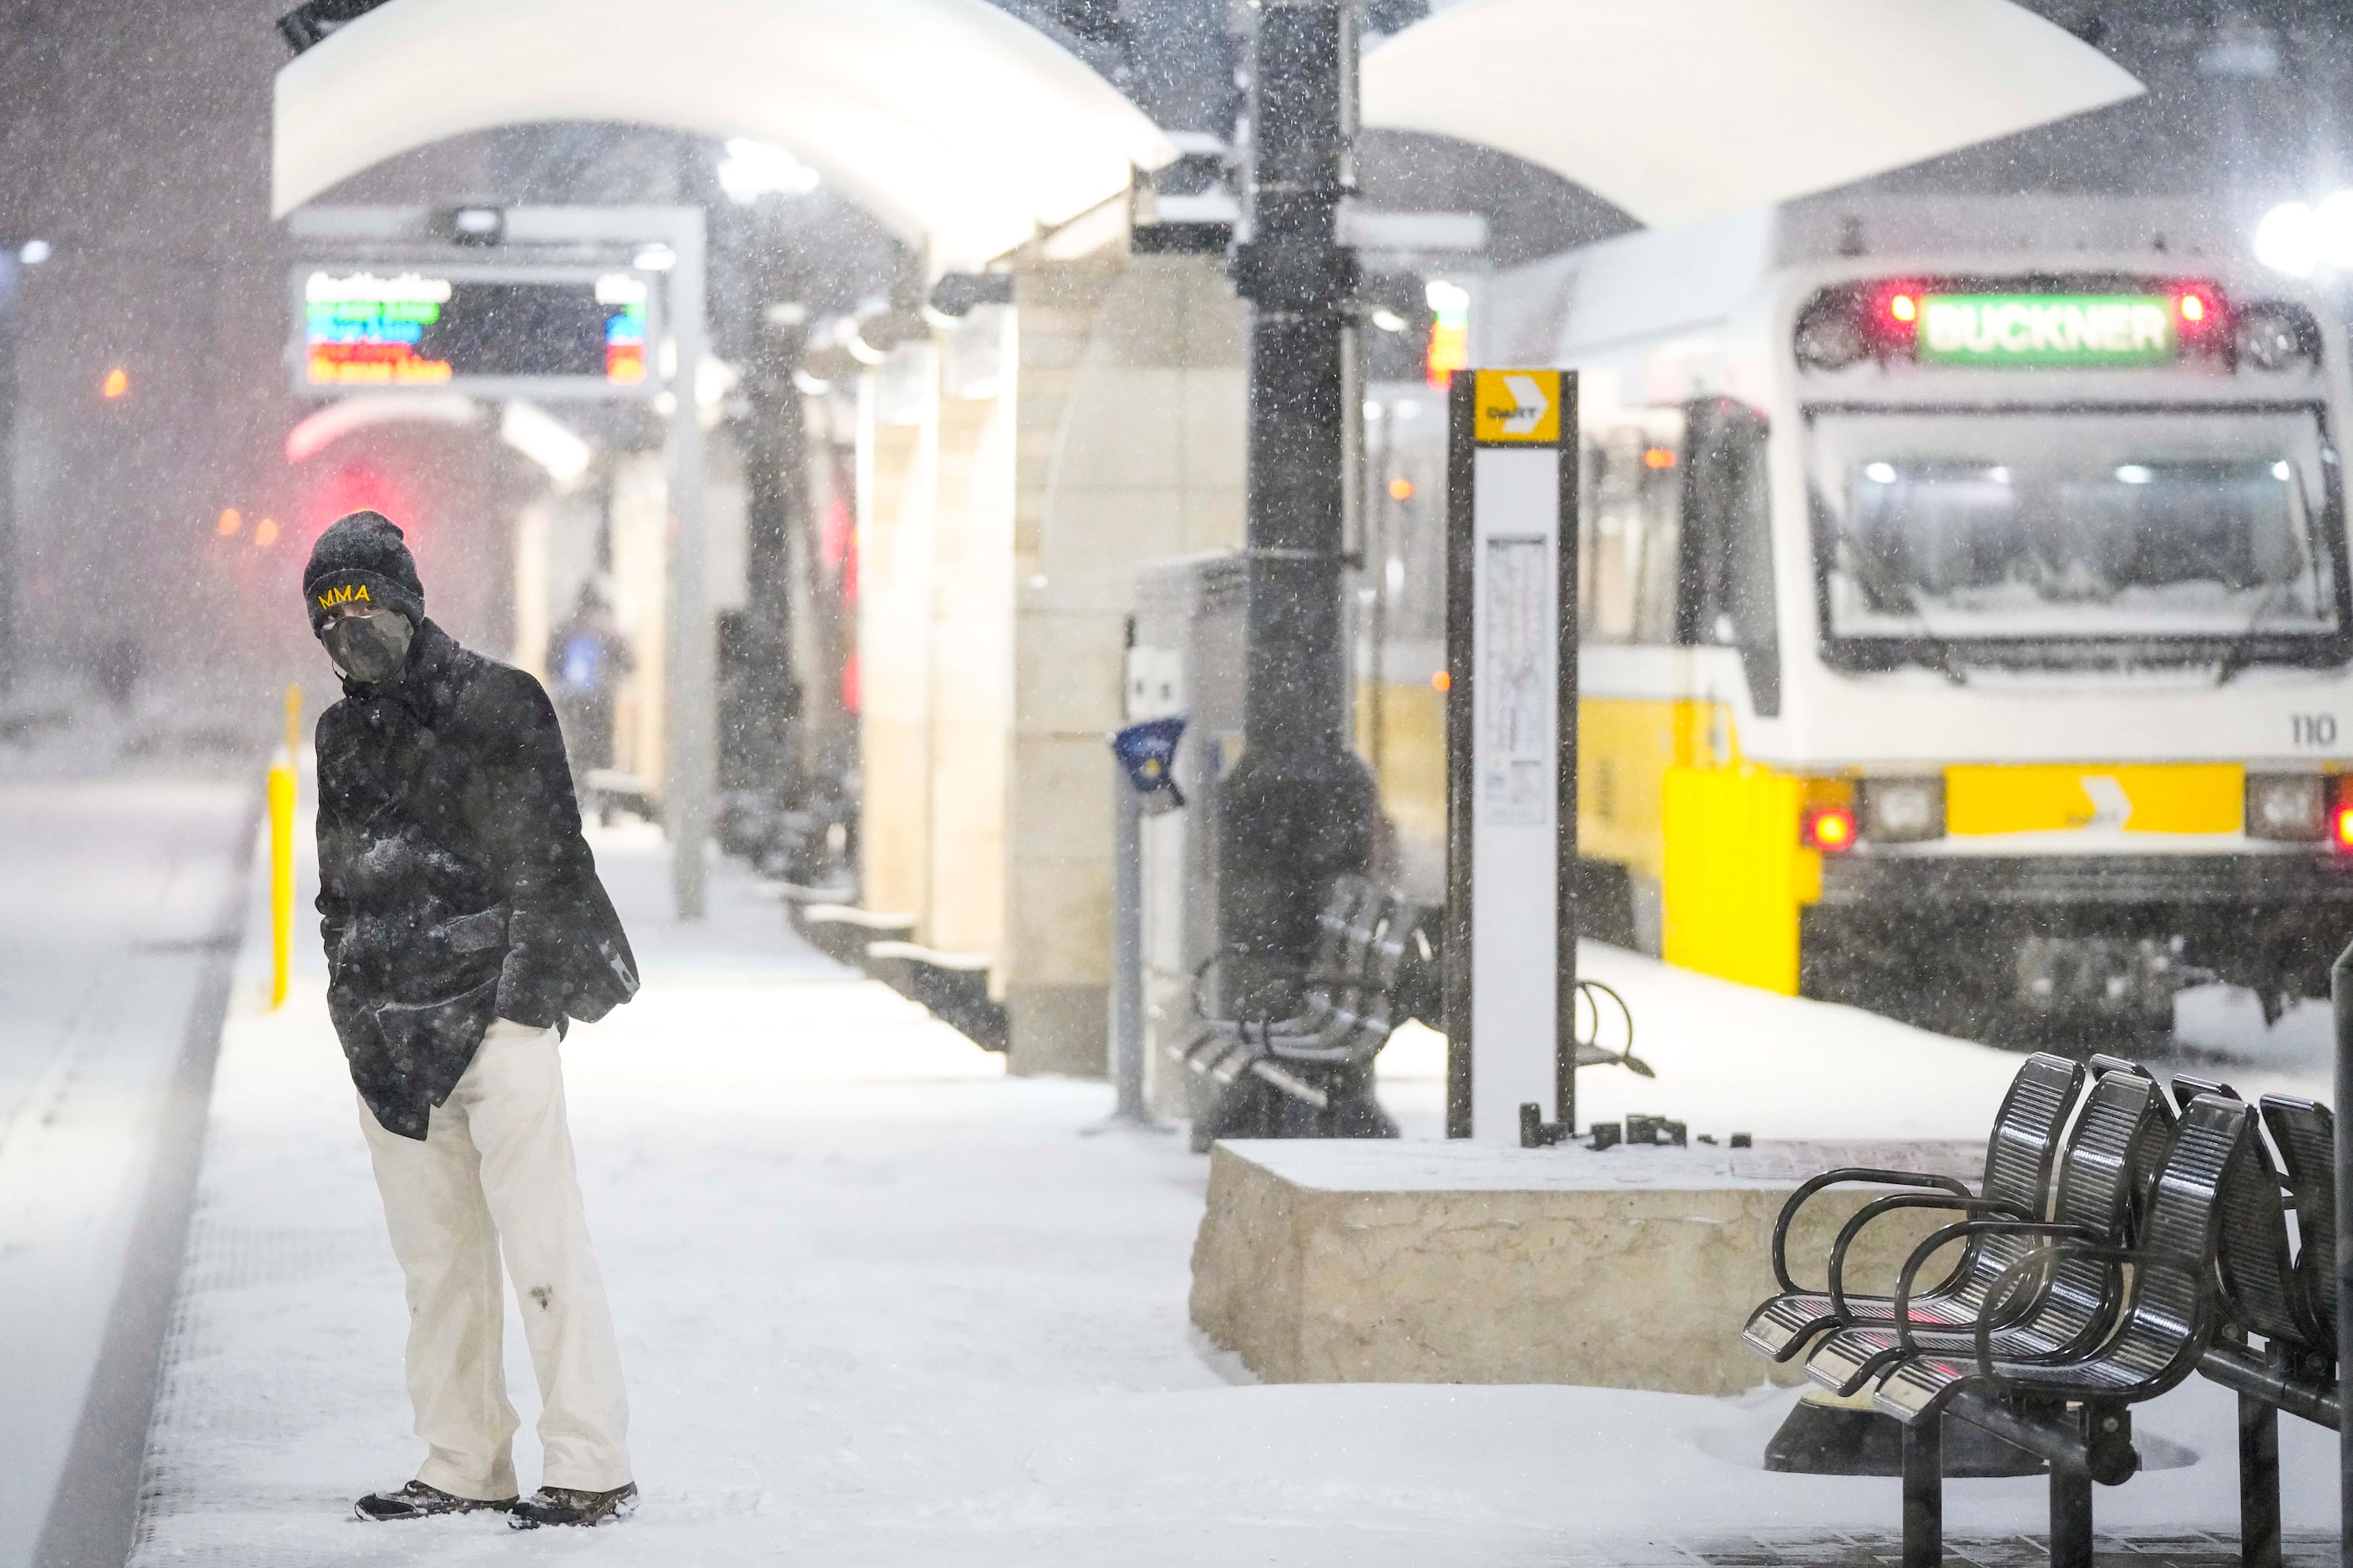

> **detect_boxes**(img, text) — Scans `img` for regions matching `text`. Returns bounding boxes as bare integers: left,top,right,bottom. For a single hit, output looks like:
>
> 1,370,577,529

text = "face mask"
321,611,414,685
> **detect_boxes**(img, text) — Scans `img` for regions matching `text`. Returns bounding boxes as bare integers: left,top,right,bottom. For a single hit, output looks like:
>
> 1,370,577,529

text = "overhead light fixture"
17,239,48,266
716,139,821,205
632,244,676,273
440,206,504,246
2255,200,2320,278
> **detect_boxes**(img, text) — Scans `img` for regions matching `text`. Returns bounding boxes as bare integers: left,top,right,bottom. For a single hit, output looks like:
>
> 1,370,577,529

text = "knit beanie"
303,510,424,633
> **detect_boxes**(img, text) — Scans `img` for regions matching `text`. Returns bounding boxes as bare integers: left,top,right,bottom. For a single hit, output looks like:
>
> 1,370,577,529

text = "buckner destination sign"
1918,294,2175,367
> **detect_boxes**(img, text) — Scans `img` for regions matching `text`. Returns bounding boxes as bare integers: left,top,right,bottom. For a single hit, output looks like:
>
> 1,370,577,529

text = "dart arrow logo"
1471,369,1562,443
2078,775,2133,831
1500,375,1548,433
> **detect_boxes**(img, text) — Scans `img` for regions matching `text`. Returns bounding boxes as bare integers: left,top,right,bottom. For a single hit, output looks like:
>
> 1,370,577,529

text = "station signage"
292,266,655,397
1918,293,2174,368
1445,368,1581,1144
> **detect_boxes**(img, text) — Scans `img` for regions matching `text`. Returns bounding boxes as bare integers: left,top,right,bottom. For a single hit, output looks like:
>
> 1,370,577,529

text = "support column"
740,302,808,809
665,213,712,919
1216,0,1377,1028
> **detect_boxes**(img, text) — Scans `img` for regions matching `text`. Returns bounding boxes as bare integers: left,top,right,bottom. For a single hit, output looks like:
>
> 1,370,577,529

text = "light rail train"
1367,199,2353,1043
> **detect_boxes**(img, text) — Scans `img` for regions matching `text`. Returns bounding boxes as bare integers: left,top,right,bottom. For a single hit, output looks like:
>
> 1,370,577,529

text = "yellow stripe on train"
1945,763,2242,836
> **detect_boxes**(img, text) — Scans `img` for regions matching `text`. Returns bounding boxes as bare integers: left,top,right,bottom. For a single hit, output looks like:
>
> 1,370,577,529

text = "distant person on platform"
302,509,641,1530
547,578,631,787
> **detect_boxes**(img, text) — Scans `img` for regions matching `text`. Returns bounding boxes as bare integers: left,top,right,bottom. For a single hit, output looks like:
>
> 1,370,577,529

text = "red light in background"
215,508,243,537
2333,796,2353,853
1642,448,1677,469
1890,294,1918,323
2178,294,2205,323
1388,477,1416,501
1802,805,1859,852
101,367,129,400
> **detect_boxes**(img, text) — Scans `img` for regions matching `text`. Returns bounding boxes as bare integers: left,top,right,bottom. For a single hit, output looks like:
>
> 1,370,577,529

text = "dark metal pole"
741,303,808,806
1441,371,1474,1139
2049,1457,2094,1568
1110,759,1150,1122
1217,0,1377,1029
1555,379,1581,1140
0,254,20,694
2331,939,2353,1568
2239,1389,2282,1568
1900,1416,1941,1568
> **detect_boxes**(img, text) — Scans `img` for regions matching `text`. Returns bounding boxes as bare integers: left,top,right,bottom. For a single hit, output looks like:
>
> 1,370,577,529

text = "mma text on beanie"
303,510,425,633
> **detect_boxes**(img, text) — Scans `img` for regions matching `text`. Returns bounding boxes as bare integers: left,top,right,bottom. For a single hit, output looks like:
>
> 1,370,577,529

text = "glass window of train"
1679,400,1779,714
1807,407,2345,669
1582,415,1684,643
1723,411,1779,715
1576,436,1603,635
1633,412,1686,642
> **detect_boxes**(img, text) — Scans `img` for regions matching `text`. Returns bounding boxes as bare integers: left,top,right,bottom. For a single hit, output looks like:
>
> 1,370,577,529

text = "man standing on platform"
303,509,642,1530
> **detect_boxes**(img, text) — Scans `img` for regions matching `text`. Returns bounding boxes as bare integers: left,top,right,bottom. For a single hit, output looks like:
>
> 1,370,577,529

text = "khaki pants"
359,1018,631,1499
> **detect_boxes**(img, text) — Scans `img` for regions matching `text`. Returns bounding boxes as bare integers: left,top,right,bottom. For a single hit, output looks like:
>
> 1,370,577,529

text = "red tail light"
2330,776,2353,852
1802,804,1859,853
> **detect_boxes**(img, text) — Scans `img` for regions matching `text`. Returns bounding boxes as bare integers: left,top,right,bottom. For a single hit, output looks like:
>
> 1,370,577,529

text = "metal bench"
1741,1053,2083,1364
1870,1093,2264,1568
1754,1062,2344,1568
1799,1068,2169,1398
1173,875,1425,1145
2192,1091,2338,1568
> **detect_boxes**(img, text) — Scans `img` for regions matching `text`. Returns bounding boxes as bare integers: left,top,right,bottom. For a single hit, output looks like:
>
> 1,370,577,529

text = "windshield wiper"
1820,507,1968,685
2212,580,2285,688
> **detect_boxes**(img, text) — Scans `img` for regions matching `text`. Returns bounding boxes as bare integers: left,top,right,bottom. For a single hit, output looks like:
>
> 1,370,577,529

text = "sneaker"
508,1481,639,1529
354,1480,516,1521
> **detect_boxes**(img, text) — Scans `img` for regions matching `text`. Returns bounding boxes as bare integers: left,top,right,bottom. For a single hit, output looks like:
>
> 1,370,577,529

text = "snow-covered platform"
123,801,2342,1565
1191,1137,1976,1394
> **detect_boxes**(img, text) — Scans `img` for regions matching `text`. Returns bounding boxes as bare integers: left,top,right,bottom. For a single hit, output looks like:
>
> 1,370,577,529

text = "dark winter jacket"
316,619,638,1138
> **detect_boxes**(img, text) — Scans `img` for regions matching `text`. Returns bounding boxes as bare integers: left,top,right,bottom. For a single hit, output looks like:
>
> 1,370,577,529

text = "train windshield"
1809,407,2345,667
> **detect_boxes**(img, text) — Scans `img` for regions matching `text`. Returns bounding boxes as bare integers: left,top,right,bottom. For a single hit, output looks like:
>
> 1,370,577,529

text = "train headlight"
1794,297,1868,371
2245,772,2327,841
1859,776,1946,842
2234,303,2321,372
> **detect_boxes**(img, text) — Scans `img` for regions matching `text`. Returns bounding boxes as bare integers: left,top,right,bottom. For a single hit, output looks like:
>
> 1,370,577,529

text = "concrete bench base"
1191,1138,1977,1397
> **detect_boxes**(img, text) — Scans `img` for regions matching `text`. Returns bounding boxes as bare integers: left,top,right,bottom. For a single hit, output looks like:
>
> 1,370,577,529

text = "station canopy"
1361,0,2143,230
271,0,1180,271
276,0,2140,273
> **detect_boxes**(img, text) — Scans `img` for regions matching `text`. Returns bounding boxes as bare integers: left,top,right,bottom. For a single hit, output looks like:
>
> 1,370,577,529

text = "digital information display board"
293,266,658,397
1917,294,2175,368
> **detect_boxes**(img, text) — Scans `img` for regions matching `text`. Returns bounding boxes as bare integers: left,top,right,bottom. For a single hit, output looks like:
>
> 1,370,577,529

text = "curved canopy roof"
272,0,1178,270
1362,0,2142,230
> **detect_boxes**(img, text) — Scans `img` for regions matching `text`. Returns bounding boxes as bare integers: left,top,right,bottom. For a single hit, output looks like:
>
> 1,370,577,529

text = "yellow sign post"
268,685,301,1009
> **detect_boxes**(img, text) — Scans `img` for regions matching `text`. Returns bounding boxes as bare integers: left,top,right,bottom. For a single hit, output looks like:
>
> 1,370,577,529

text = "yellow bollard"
268,685,301,1009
